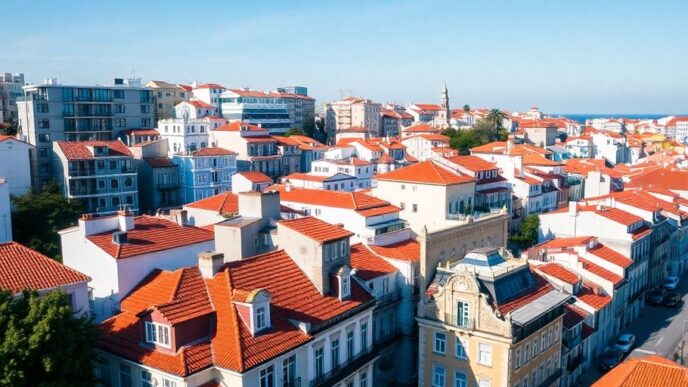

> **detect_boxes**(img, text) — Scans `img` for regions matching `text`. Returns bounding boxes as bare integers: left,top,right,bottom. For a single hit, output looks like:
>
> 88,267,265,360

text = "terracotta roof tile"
143,157,176,168
446,155,498,172
184,192,238,216
350,243,397,281
579,258,624,285
563,304,589,329
270,185,394,214
595,207,643,226
0,242,90,293
86,216,214,259
278,217,353,243
367,239,420,262
536,262,580,285
56,140,132,160
191,147,236,157
592,355,688,387
236,171,272,183
376,160,474,185
577,282,612,310
497,273,555,314
588,244,633,269
213,121,266,132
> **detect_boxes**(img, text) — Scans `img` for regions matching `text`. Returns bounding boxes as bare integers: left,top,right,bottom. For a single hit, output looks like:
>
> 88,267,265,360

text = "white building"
0,134,33,195
219,88,294,134
191,83,226,113
282,172,357,191
59,210,215,321
400,133,450,161
310,158,375,189
231,170,272,193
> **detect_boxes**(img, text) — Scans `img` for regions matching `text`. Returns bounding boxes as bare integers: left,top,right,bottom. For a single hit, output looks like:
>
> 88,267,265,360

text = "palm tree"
486,109,505,130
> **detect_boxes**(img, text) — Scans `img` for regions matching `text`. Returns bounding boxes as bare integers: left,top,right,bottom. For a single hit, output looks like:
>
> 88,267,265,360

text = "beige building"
418,248,567,387
146,80,191,120
325,97,381,141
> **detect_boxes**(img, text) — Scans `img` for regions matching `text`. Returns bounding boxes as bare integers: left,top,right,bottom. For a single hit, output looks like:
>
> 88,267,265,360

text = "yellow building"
146,80,191,120
418,248,566,387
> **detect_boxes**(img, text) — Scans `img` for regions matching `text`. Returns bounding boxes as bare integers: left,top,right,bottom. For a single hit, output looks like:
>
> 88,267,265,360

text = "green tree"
11,181,82,261
510,214,540,250
285,127,306,137
302,120,316,137
486,109,505,130
0,290,98,387
1,118,18,136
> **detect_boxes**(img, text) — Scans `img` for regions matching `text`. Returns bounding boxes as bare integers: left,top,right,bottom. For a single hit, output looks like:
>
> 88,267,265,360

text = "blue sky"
3,0,687,113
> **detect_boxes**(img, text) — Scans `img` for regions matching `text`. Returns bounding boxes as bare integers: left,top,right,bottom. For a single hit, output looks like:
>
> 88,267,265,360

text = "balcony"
310,344,381,387
365,226,412,246
375,289,401,308
283,377,301,387
156,181,179,190
567,354,584,372
563,334,582,351
538,368,562,387
68,169,97,177
443,313,475,330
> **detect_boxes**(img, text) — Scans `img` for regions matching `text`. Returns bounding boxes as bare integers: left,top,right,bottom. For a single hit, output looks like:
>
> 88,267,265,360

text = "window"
478,343,492,366
142,118,151,127
361,322,368,350
457,301,469,327
124,177,133,187
145,321,170,347
455,371,467,387
538,365,544,384
533,339,538,358
360,371,367,387
434,332,447,354
524,344,530,363
282,354,296,386
478,378,491,387
347,331,355,358
433,365,445,387
119,363,132,387
111,179,119,189
256,306,266,330
515,348,521,369
314,347,324,378
96,358,112,386
340,240,347,256
259,365,274,387
38,118,50,128
412,204,418,213
455,336,468,359
141,370,153,387
38,133,50,142
523,376,528,387
331,338,340,368
141,104,151,113
541,333,546,352
341,277,350,297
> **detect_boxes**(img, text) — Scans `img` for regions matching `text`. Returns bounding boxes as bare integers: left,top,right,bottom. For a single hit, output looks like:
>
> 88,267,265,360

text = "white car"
663,276,680,290
613,334,636,353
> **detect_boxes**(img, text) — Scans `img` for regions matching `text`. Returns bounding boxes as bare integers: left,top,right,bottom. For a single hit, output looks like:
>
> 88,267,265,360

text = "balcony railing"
567,354,584,372
310,345,379,387
444,313,475,330
283,377,301,387
68,169,97,177
375,289,401,307
563,334,582,351
156,181,179,190
538,368,562,387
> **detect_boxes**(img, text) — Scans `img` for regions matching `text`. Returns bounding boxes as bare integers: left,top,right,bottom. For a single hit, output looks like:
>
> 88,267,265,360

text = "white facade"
401,135,449,161
0,136,33,195
311,159,374,190
158,117,225,156
0,179,11,242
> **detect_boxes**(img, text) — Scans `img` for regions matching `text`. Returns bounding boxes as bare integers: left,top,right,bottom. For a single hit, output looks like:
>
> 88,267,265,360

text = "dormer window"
144,321,171,348
342,277,350,297
233,289,272,336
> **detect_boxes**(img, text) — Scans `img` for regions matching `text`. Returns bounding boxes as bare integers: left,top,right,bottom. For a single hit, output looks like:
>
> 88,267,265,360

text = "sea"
554,114,674,123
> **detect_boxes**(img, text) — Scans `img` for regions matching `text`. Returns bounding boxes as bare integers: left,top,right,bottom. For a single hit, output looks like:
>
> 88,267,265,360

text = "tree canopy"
11,181,82,261
509,214,540,250
0,290,98,387
285,127,307,137
442,116,509,155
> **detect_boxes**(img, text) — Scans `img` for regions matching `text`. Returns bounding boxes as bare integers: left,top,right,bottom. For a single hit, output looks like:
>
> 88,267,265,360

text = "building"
373,160,476,233
0,72,24,122
309,158,375,190
158,100,226,156
520,120,559,147
128,139,181,213
418,247,566,387
231,170,272,193
591,355,688,387
52,140,139,214
172,147,237,203
274,86,316,130
211,121,283,178
289,135,328,172
145,80,191,120
0,241,91,315
17,78,154,188
401,133,450,161
436,155,512,212
59,210,215,321
0,179,10,242
325,97,381,141
219,88,292,134
380,108,413,137
273,135,303,175
191,83,226,113
0,134,33,195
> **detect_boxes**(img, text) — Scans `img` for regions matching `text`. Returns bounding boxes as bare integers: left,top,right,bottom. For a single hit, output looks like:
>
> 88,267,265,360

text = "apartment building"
17,78,154,188
0,72,24,122
325,97,381,140
191,82,226,113
172,147,237,203
418,247,566,387
0,134,33,195
145,80,191,120
275,86,316,130
519,120,559,147
52,140,139,214
436,155,512,212
128,139,181,213
220,88,292,134
211,121,282,178
380,108,413,137
158,100,226,156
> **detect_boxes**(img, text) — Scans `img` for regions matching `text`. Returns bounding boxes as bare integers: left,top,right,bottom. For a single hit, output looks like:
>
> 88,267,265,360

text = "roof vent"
113,231,128,245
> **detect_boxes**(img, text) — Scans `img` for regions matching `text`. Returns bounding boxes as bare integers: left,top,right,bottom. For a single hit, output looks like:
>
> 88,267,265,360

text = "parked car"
663,276,680,290
600,348,624,371
663,291,683,308
613,334,636,353
648,288,666,306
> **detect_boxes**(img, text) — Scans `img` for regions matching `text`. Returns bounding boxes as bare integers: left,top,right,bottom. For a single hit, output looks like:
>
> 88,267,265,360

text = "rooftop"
592,355,688,387
376,160,474,186
278,217,354,243
184,192,238,216
350,243,398,281
56,140,132,160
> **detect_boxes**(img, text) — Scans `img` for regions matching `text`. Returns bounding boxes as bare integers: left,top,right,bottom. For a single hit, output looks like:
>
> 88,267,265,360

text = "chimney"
112,230,128,245
118,208,135,231
198,251,225,278
507,135,515,154
170,209,188,226
568,201,578,217
285,183,292,192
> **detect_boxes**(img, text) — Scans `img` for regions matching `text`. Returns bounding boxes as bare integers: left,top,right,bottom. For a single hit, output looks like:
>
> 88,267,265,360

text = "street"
582,279,688,385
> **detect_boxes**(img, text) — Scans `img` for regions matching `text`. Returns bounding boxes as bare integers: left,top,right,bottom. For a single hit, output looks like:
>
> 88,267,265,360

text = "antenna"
339,89,353,99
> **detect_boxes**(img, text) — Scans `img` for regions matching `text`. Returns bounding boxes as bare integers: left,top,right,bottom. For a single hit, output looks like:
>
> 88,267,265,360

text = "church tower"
437,82,451,128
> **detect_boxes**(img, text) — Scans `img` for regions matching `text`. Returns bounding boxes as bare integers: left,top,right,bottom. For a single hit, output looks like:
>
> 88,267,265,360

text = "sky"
2,0,688,114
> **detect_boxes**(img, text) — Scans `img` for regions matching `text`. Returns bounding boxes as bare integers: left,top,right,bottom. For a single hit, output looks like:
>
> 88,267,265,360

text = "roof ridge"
224,267,246,371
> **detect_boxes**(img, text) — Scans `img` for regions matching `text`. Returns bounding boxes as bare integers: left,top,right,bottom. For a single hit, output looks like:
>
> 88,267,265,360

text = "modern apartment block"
325,97,381,141
0,72,24,122
145,80,191,120
52,140,139,214
16,78,154,188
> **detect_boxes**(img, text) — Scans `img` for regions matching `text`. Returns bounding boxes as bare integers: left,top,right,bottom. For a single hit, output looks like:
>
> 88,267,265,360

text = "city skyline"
3,0,688,114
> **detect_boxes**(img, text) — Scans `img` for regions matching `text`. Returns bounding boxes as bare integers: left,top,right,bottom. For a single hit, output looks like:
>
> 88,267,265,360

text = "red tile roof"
412,104,441,112
278,217,353,243
0,242,90,293
191,147,236,157
532,236,595,250
86,216,214,259
121,128,160,136
143,157,176,168
213,121,266,132
536,262,580,285
595,207,643,226
236,171,272,183
184,192,238,216
579,258,624,285
577,282,612,310
470,141,552,156
497,273,554,314
588,244,633,269
403,123,441,133
626,169,688,192
368,239,420,262
563,304,589,329
56,140,132,160
376,160,474,185
350,243,397,280
270,185,397,216
592,355,688,387
187,99,215,109
446,155,497,172
523,154,561,166
194,83,226,90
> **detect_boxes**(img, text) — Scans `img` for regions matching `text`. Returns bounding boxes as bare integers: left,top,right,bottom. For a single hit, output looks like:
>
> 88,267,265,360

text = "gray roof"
510,290,570,325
